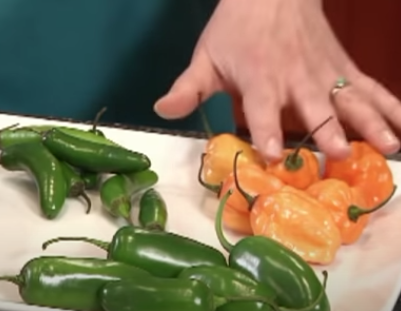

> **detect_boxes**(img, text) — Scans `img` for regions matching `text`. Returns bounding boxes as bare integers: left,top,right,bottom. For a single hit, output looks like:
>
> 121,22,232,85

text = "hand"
154,0,401,161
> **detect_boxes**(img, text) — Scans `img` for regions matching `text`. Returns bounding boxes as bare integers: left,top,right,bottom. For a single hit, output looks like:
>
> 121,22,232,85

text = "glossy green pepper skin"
178,265,276,301
80,171,101,190
0,256,150,311
43,128,151,173
100,170,158,220
100,278,226,311
138,188,168,231
215,190,330,311
0,141,67,219
217,302,274,311
42,226,227,278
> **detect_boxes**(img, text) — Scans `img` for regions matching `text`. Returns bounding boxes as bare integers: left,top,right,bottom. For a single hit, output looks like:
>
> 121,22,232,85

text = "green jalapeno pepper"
178,265,276,301
138,188,168,231
100,170,158,220
0,141,67,219
42,128,151,173
80,170,101,190
0,256,150,311
100,278,228,311
42,225,228,278
217,302,274,311
60,161,92,214
215,190,330,311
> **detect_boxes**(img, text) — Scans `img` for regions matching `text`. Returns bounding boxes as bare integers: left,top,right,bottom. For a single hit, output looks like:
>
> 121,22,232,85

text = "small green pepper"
101,278,228,311
100,170,158,220
60,161,91,214
0,141,67,219
42,225,227,278
43,128,151,173
0,256,150,311
217,302,274,311
215,190,330,311
177,265,276,301
138,188,168,230
80,170,101,190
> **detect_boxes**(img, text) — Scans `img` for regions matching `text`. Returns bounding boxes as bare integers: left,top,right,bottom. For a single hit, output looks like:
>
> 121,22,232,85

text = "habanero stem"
284,116,334,171
197,153,222,194
232,150,256,208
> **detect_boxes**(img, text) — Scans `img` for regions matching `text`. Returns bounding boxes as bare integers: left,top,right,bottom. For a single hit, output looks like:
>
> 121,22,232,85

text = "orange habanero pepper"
249,186,341,265
306,179,370,245
264,117,333,190
199,152,284,235
199,106,264,185
324,141,395,208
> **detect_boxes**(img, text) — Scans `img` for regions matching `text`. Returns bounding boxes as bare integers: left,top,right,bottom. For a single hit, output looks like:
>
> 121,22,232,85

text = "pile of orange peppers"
199,133,396,265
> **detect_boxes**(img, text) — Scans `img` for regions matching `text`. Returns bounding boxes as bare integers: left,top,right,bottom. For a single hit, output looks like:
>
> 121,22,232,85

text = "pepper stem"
41,237,110,251
92,107,107,132
197,153,222,194
215,189,235,253
285,116,333,171
232,151,255,207
0,123,19,133
198,103,214,139
0,275,21,286
80,191,92,214
348,185,397,222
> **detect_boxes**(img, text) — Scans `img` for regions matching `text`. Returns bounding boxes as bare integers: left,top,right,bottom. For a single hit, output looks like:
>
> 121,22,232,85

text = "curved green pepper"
60,161,92,214
100,170,158,220
100,278,227,311
42,225,227,278
43,128,151,173
215,190,330,311
0,256,150,311
0,141,67,219
178,265,276,301
138,188,168,231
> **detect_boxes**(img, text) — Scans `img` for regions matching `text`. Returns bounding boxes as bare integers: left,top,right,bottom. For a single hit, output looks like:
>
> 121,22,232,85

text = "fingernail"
264,137,283,160
380,130,399,147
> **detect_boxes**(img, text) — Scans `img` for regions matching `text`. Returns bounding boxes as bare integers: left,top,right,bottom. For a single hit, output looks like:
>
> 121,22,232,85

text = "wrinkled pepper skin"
100,278,225,311
250,185,341,265
215,190,331,311
42,226,227,278
178,265,276,300
265,148,320,190
0,256,150,311
324,141,394,208
203,133,265,185
217,301,273,311
307,179,370,245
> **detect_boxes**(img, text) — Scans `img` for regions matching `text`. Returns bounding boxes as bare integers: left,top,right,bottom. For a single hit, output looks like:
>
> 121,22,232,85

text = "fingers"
333,83,400,154
291,70,351,160
242,83,284,161
154,51,221,119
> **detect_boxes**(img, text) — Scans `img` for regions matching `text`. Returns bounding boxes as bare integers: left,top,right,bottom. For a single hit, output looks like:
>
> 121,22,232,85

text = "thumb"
154,51,221,119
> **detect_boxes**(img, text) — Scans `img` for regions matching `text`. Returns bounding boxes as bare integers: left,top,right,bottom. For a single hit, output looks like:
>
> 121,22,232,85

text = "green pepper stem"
198,153,222,194
41,237,110,251
198,104,213,139
0,275,21,286
348,185,397,222
232,151,255,207
285,116,333,171
215,189,234,253
0,123,20,133
80,191,92,214
92,106,107,132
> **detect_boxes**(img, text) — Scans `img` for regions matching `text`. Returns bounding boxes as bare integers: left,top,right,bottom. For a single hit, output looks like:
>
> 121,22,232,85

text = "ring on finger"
330,77,350,99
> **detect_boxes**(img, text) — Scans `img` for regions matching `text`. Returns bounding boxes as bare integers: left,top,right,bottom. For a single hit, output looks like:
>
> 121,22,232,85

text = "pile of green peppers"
0,190,330,311
0,108,167,228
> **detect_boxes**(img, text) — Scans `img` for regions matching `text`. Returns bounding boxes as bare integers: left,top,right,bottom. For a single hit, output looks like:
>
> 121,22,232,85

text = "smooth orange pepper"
324,141,395,208
203,133,265,185
249,186,341,265
306,179,370,245
264,117,334,190
199,152,283,234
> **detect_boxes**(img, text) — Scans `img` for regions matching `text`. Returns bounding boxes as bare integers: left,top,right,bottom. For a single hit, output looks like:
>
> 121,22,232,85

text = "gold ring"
330,77,350,98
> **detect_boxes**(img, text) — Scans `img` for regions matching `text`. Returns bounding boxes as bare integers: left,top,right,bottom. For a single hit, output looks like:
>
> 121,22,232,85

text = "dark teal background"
0,0,235,133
